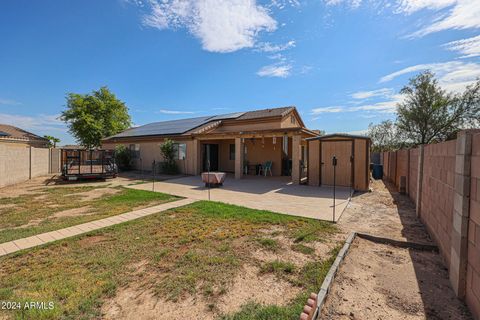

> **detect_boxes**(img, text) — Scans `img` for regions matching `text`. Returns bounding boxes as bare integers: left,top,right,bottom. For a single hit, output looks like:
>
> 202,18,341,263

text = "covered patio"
129,175,352,221
195,131,309,184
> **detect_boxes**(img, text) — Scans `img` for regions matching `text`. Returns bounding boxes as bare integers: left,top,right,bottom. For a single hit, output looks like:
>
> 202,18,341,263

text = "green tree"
43,135,60,148
396,71,480,145
61,87,131,149
159,139,178,174
367,120,405,152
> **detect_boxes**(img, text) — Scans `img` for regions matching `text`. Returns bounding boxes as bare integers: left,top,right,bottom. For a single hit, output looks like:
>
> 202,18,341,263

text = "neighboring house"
102,106,317,184
61,145,86,150
0,124,49,148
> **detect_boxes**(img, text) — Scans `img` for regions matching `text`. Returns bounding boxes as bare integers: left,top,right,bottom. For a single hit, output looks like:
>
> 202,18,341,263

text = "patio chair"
260,161,273,176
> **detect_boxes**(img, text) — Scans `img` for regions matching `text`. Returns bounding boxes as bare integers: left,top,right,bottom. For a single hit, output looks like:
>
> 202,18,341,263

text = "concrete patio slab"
130,175,352,222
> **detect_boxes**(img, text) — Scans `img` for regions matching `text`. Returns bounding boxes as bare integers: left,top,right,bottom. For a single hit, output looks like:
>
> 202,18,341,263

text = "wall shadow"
380,179,472,319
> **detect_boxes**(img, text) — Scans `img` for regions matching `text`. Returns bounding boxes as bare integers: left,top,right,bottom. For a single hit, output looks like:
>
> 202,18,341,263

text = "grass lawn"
0,201,339,320
0,185,179,243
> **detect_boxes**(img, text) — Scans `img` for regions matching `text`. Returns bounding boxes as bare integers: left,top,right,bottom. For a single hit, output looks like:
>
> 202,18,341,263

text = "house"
0,124,49,148
102,106,318,184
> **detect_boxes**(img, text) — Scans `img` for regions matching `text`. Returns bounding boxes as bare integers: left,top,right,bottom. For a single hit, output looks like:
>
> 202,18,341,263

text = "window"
229,144,235,160
290,115,296,124
129,144,140,159
173,143,186,160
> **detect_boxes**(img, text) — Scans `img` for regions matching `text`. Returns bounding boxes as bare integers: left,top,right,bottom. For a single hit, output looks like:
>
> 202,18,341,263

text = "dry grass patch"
0,201,339,320
0,185,179,243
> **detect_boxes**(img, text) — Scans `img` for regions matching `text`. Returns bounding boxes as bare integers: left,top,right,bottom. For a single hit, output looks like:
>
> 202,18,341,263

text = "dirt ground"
321,179,473,319
101,230,340,320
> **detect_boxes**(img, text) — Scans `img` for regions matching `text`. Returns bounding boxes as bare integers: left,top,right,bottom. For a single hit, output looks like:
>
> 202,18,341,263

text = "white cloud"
324,0,362,9
156,109,195,114
142,0,277,53
326,0,480,37
380,60,480,92
256,40,296,52
311,106,344,115
0,113,65,132
0,98,21,106
342,129,368,135
443,34,480,58
256,63,292,77
395,0,456,14
347,93,405,114
398,0,480,38
351,88,393,99
269,0,300,10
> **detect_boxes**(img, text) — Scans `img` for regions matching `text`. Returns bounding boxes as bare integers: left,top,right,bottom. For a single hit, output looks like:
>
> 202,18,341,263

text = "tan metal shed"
307,134,371,191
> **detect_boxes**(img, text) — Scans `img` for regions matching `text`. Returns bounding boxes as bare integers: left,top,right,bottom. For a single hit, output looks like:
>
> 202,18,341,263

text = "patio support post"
235,137,244,179
193,139,202,175
292,135,301,184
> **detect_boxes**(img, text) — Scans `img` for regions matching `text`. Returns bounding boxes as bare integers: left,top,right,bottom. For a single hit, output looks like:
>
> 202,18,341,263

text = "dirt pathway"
321,179,473,319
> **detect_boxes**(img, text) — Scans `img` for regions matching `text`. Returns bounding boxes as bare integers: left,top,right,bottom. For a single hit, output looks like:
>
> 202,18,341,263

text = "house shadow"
379,179,472,319
150,174,352,202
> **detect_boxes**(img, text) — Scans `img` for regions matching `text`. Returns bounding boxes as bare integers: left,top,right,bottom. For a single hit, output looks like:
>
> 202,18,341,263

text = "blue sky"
1,0,479,145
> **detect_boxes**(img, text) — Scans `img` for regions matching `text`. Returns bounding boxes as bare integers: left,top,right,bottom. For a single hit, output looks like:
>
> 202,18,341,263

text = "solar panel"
109,116,214,138
108,111,248,139
0,131,10,137
208,112,246,121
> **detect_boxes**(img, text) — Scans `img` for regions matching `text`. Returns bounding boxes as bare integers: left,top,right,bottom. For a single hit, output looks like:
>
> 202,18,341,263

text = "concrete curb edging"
306,232,440,320
356,232,438,252
311,232,356,320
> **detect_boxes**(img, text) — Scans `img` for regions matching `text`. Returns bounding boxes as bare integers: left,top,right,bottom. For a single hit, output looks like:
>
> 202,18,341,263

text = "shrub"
114,145,132,170
159,139,178,174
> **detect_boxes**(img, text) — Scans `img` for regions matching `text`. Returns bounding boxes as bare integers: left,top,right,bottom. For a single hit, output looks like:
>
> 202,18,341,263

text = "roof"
61,145,86,150
307,133,371,141
105,106,298,140
0,124,49,142
236,107,294,120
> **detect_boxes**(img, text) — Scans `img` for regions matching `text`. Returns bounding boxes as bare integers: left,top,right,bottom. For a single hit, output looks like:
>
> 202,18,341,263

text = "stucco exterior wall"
103,138,196,175
244,137,283,176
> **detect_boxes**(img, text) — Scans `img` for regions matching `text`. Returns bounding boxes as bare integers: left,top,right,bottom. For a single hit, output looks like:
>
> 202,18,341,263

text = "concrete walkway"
0,198,196,257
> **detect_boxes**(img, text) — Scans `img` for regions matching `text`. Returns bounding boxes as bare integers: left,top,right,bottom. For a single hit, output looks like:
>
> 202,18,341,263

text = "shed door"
321,141,352,187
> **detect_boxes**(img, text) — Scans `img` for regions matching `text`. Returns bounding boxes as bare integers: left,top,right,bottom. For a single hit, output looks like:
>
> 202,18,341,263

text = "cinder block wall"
380,130,480,320
0,144,60,188
396,149,409,190
0,143,30,188
467,132,480,318
31,147,50,177
408,148,419,204
421,140,456,266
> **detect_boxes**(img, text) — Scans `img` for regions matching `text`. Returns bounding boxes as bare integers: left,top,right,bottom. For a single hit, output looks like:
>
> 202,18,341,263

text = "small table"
247,164,262,175
201,172,226,187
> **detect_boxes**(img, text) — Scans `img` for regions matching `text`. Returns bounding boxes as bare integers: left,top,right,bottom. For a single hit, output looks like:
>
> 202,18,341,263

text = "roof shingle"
0,124,48,141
